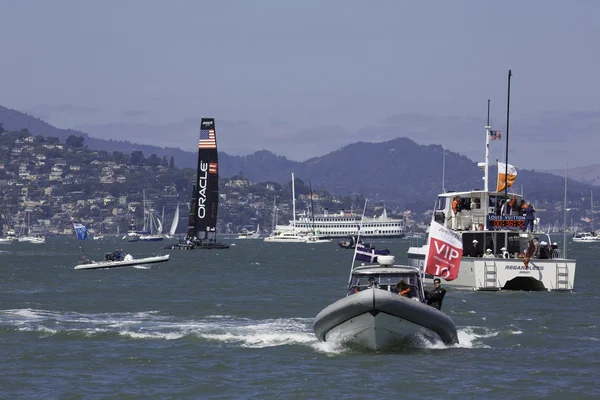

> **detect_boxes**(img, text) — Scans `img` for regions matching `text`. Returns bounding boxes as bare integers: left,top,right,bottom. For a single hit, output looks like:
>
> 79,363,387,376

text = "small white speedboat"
74,254,170,270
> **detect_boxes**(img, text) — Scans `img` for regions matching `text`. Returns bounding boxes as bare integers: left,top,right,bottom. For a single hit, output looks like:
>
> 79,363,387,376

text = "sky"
1,0,599,169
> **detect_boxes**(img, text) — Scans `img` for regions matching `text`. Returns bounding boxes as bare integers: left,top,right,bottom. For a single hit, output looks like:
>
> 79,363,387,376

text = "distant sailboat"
93,209,105,240
573,190,600,242
139,189,164,242
237,223,261,239
166,204,180,239
17,209,45,244
165,118,229,250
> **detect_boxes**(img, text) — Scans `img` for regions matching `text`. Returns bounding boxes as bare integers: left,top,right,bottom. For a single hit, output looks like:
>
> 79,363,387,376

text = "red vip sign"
424,221,463,281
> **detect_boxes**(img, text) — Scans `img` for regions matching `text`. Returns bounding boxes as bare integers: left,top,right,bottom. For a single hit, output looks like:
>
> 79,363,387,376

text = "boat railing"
552,249,563,259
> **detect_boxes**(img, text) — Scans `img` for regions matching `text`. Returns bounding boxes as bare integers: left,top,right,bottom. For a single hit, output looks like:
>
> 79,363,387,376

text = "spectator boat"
313,255,458,349
74,254,170,270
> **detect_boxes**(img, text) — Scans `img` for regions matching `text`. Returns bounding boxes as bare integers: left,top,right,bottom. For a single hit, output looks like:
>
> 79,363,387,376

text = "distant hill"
1,105,597,211
0,106,198,168
547,164,600,187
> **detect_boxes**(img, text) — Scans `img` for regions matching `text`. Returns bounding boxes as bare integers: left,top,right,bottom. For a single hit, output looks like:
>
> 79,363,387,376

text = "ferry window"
437,197,447,210
508,233,520,254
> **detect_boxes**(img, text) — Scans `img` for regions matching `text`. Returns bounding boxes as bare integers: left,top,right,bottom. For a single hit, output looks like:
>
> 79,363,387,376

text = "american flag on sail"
199,129,216,149
209,162,218,174
490,130,502,140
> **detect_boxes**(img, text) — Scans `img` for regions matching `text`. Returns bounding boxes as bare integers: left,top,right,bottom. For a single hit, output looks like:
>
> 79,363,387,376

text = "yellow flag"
497,162,517,192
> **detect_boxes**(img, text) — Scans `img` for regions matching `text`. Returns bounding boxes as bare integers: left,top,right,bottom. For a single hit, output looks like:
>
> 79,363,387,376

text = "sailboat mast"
483,100,492,230
441,147,446,193
591,190,594,232
292,173,296,234
563,162,568,257
309,182,315,233
504,70,512,201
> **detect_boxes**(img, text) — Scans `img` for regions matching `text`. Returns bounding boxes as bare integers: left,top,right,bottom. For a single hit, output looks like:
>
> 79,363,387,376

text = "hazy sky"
1,0,599,169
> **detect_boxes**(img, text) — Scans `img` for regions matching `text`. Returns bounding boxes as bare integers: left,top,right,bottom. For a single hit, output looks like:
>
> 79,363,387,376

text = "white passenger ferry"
275,207,405,239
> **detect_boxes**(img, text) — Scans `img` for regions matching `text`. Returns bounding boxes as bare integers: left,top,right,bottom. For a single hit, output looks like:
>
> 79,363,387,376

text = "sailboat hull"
139,234,164,242
164,242,229,250
74,254,170,270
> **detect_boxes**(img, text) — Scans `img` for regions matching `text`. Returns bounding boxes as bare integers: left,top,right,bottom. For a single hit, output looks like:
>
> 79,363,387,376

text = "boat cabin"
434,190,529,231
432,190,552,257
348,264,425,301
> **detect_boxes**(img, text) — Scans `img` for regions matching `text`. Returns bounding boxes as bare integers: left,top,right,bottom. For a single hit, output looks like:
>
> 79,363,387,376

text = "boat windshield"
349,273,421,297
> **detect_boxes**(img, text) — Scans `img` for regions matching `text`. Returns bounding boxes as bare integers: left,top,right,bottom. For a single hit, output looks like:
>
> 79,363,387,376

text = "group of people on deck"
450,195,537,232
499,195,537,232
467,238,559,259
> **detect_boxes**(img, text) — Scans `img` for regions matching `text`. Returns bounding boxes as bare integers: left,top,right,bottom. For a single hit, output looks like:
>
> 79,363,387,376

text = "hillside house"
100,175,114,184
225,178,250,188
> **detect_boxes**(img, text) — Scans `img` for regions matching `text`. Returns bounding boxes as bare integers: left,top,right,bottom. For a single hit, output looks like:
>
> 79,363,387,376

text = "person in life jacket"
500,246,509,258
510,196,520,216
397,280,411,297
451,196,461,230
519,199,527,215
425,278,447,311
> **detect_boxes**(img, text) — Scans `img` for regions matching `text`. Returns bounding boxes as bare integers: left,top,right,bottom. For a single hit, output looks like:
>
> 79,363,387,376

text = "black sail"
193,118,219,242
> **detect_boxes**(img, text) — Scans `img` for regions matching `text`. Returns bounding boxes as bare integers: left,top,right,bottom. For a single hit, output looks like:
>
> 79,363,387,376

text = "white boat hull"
74,254,170,270
264,234,307,243
125,233,140,242
237,233,260,239
408,245,576,291
18,236,45,244
572,237,600,243
139,234,164,242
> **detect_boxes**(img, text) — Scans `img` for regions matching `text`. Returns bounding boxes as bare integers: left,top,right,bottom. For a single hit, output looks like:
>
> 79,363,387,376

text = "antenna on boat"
441,147,446,193
503,70,512,202
563,162,568,258
591,190,594,233
347,199,368,288
483,99,492,230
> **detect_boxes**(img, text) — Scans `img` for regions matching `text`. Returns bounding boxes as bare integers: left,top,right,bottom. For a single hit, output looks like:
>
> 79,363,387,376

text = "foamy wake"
0,308,509,354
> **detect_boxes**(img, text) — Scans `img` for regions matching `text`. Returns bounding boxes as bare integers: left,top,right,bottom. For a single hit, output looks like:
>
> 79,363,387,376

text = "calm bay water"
1,237,599,399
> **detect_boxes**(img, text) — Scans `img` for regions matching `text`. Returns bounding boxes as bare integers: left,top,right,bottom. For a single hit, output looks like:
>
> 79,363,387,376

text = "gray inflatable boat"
314,257,458,349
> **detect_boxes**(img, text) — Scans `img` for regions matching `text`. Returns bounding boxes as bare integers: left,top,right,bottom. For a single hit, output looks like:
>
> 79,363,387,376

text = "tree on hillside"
131,150,145,166
46,136,60,144
112,151,128,164
161,156,168,168
0,122,4,133
146,153,161,167
169,156,175,169
66,135,85,148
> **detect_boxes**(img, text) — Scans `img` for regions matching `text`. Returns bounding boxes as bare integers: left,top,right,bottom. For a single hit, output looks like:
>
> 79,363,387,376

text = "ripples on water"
1,238,599,399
